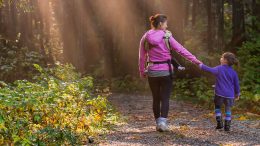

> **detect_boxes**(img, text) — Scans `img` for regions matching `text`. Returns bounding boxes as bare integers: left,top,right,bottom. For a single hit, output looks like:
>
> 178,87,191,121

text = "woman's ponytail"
149,14,167,29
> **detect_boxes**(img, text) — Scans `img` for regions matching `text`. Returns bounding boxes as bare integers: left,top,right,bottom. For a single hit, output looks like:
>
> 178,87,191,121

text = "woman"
139,14,202,132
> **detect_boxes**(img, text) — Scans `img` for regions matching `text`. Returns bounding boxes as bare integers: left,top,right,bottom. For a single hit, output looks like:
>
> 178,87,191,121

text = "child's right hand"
235,96,240,101
198,63,203,69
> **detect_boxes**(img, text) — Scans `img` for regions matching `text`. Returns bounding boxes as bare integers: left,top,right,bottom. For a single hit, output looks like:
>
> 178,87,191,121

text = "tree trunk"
252,0,259,31
84,0,114,78
34,0,48,64
184,0,191,26
192,0,198,26
207,0,213,52
7,1,17,39
217,0,224,50
230,0,245,51
171,0,184,43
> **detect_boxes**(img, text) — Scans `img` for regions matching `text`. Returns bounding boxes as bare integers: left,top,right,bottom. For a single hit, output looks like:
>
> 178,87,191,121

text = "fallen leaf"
237,115,247,121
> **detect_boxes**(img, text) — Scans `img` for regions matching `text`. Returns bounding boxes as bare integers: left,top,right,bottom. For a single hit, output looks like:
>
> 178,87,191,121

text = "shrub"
172,77,214,108
236,34,260,114
0,36,44,82
0,64,118,145
237,34,260,94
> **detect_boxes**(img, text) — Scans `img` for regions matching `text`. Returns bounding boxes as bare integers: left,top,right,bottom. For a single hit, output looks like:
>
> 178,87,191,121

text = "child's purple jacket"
199,64,240,98
139,29,201,75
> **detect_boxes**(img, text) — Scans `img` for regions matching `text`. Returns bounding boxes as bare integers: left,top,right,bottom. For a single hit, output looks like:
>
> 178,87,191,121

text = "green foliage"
111,75,150,93
235,34,260,114
0,35,44,82
236,90,260,114
172,77,214,108
93,75,150,93
0,0,33,12
0,64,118,145
237,34,260,94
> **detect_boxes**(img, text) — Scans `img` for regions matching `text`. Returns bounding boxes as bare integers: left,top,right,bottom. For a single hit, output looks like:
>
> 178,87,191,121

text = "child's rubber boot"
216,116,223,129
224,120,231,131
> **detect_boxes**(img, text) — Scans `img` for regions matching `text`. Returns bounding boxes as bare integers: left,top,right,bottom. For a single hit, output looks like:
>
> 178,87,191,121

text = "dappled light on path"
99,94,260,146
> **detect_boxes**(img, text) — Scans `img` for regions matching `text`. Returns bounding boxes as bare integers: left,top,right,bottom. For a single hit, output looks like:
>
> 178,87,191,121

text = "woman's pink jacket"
139,29,201,76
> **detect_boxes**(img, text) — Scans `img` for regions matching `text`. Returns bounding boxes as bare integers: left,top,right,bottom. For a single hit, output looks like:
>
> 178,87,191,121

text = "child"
199,52,240,131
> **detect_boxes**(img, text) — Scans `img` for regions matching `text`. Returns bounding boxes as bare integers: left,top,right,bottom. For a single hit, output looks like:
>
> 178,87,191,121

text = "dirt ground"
99,93,260,146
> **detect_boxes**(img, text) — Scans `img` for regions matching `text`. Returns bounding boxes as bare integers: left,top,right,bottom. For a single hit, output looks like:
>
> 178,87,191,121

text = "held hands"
195,60,203,68
191,60,203,68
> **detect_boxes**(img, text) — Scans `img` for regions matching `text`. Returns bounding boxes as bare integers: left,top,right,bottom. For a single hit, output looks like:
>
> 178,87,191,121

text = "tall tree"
230,0,245,51
252,0,260,31
207,0,213,52
192,0,198,26
184,0,191,26
171,0,185,43
216,0,224,50
84,0,115,78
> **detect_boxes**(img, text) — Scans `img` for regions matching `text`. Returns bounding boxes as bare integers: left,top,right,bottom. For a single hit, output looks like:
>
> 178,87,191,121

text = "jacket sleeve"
169,35,201,64
234,72,240,96
139,33,148,75
199,64,219,75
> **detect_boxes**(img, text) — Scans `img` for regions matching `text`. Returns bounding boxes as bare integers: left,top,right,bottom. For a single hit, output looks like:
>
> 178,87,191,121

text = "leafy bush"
111,75,150,93
236,34,260,114
172,77,214,108
236,90,260,114
237,34,260,94
93,75,150,93
0,64,118,145
0,35,44,82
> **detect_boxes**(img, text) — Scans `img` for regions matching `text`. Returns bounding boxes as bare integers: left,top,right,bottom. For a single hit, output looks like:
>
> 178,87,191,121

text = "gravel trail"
99,94,260,146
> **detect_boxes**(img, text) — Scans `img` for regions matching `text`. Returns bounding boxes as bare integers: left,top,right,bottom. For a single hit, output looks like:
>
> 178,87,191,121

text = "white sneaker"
156,117,170,132
159,122,170,132
156,118,161,131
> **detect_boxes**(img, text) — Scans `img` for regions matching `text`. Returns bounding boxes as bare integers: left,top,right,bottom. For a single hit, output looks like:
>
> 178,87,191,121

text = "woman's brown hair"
149,14,167,29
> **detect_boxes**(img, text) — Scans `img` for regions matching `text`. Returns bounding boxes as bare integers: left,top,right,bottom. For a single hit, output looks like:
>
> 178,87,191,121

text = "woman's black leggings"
148,75,173,119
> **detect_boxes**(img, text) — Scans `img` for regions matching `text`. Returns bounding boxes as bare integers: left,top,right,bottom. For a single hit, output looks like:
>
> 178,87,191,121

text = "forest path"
99,93,260,146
